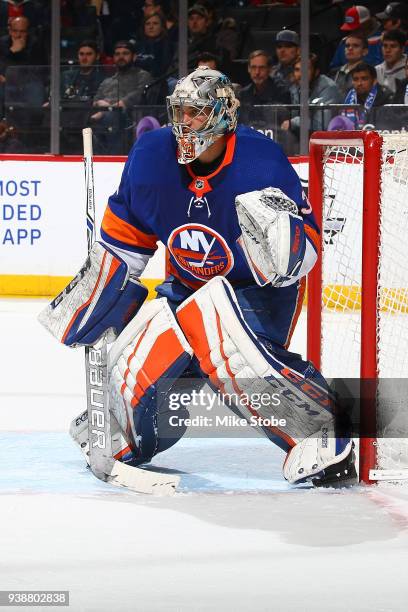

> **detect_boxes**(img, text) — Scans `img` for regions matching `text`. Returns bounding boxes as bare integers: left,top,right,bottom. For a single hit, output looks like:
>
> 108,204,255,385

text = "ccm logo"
281,367,331,409
88,347,106,449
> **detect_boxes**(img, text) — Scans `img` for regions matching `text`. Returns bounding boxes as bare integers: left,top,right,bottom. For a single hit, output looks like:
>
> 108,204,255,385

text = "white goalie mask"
166,66,240,164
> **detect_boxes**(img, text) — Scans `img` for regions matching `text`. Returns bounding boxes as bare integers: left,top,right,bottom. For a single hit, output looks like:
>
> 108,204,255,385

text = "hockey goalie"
39,67,356,489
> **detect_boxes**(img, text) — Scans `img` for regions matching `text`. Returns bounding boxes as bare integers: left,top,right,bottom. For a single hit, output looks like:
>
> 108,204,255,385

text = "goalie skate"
312,445,357,488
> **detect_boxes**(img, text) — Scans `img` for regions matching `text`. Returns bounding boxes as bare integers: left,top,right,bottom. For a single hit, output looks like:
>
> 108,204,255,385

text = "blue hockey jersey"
101,125,319,291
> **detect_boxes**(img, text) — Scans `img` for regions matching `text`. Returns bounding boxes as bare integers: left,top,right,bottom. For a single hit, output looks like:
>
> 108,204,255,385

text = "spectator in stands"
135,12,175,78
376,29,407,93
239,50,291,106
92,41,153,112
57,40,106,154
270,30,300,85
281,53,342,134
188,4,217,56
61,40,105,101
91,40,153,153
393,56,408,103
330,6,382,69
196,51,219,70
0,15,47,68
375,3,408,35
142,0,178,42
342,61,393,129
198,0,218,35
330,34,369,99
0,15,47,118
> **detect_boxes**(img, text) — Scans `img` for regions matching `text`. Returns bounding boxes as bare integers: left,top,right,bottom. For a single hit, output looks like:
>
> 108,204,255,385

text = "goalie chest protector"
101,125,318,290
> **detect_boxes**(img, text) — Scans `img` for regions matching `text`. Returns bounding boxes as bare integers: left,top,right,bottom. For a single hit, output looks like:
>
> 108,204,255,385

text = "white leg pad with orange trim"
108,298,193,463
176,276,352,484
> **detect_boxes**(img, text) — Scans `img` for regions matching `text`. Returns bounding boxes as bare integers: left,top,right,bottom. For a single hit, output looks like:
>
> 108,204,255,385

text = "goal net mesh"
318,134,408,475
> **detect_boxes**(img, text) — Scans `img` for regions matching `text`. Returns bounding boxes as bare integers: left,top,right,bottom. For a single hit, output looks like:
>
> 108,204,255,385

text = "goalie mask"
167,66,240,164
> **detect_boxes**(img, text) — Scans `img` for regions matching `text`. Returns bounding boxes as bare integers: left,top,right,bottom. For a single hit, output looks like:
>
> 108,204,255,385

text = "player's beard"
117,61,132,72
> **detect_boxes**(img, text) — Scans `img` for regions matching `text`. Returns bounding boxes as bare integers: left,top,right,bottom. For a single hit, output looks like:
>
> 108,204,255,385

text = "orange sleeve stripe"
304,224,320,252
102,205,157,250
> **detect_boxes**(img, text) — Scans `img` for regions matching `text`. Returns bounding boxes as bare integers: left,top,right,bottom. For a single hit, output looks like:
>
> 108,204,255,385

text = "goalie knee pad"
108,299,193,464
38,242,148,346
177,276,352,483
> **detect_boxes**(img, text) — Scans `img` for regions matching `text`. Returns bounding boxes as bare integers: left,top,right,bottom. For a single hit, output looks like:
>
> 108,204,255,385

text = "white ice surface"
1,298,408,612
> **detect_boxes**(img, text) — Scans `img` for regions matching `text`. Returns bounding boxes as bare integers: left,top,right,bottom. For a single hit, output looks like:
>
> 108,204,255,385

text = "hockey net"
308,131,408,483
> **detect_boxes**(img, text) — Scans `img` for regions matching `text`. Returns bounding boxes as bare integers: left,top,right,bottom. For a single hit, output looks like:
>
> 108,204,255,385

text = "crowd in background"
0,0,407,154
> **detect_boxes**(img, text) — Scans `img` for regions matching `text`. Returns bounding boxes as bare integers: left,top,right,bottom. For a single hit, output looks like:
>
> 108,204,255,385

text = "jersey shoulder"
126,127,177,183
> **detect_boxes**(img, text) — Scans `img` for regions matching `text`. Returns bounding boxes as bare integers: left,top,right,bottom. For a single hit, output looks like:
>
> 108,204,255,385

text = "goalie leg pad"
38,241,148,346
176,277,351,480
108,298,193,464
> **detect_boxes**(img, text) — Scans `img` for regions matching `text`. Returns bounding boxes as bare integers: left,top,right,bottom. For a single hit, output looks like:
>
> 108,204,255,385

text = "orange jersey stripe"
304,224,320,253
102,205,158,251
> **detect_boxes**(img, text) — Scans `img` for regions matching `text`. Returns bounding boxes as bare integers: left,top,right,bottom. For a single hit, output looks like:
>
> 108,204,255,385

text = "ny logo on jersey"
168,224,234,281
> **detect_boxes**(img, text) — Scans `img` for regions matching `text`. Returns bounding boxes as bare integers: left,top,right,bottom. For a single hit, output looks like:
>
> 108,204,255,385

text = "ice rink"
2,297,408,612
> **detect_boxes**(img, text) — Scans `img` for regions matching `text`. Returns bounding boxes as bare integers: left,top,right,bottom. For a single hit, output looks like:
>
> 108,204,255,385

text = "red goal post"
307,130,408,484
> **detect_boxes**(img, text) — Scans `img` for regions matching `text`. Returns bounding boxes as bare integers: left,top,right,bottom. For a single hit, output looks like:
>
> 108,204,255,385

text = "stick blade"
106,462,180,496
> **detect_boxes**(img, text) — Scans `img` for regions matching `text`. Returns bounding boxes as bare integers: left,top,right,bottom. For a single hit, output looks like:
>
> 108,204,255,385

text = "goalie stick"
82,127,179,495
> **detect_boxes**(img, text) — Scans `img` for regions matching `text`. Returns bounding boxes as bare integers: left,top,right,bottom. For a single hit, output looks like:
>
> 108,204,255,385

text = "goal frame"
307,130,383,484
